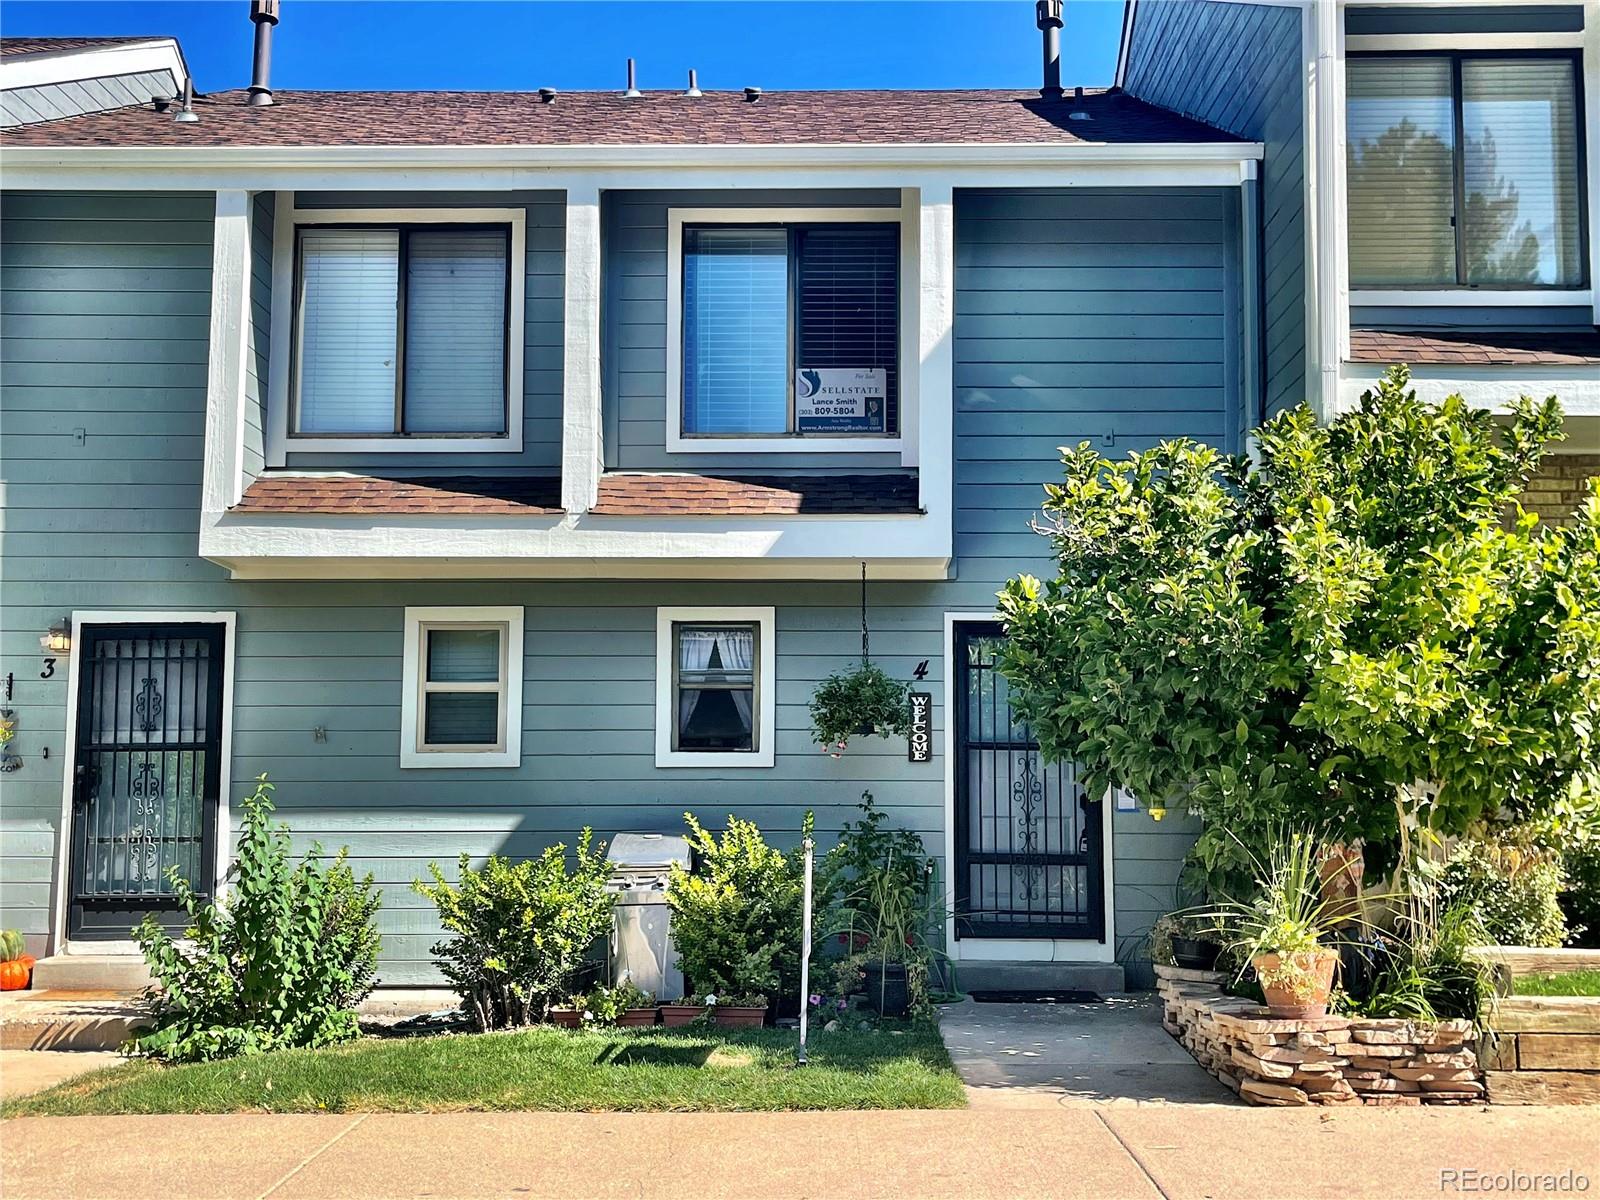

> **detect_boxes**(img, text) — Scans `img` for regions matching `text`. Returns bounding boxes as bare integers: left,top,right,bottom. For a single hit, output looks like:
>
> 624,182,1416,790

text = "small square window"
656,607,775,768
402,607,523,768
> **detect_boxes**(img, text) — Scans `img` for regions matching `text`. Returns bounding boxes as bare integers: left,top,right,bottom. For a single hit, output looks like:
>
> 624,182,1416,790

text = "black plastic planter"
1171,937,1221,971
863,961,911,1017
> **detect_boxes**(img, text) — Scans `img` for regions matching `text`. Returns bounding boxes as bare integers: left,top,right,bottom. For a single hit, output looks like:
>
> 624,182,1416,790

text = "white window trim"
665,207,907,456
401,605,524,769
267,205,526,463
655,606,776,768
51,611,237,957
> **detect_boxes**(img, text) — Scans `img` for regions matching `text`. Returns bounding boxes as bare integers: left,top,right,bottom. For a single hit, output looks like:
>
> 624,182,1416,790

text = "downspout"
1240,163,1265,451
1308,0,1348,422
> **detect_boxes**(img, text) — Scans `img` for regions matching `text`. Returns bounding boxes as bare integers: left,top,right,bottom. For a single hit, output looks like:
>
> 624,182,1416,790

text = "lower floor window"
656,607,776,768
402,606,523,768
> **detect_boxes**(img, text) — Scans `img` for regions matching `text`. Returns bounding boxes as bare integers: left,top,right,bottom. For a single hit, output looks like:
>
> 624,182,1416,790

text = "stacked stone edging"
1155,964,1481,1107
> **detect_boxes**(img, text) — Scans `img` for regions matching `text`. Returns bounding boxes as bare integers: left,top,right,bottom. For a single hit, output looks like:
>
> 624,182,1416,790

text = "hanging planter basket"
811,563,911,756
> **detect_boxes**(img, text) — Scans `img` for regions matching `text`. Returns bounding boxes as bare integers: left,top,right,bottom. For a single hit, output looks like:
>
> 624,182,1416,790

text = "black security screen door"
69,624,224,939
954,623,1104,941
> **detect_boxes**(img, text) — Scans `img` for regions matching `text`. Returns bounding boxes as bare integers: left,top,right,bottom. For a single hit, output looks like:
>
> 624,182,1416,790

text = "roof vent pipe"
174,76,199,123
744,86,761,103
1035,0,1064,100
539,87,557,104
686,69,701,98
248,0,279,107
624,57,642,98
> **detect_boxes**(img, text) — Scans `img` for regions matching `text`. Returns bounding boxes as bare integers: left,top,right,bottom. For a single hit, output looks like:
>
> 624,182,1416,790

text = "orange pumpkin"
0,959,29,991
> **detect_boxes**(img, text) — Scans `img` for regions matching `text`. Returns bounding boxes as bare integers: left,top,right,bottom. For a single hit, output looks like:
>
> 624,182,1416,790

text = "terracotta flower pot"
658,1004,704,1028
616,1007,659,1028
1253,949,1339,1019
545,1008,582,1029
711,1005,767,1028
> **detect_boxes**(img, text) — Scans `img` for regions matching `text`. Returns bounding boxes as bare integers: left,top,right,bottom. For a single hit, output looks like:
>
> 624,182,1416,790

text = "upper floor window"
1346,53,1586,289
668,210,901,451
291,219,516,440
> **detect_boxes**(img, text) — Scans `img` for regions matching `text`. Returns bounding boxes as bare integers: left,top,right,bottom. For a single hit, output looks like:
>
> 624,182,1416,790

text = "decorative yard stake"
797,834,815,1067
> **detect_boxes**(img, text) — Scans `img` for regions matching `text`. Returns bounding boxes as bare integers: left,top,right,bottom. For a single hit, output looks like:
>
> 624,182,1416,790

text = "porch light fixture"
40,620,71,656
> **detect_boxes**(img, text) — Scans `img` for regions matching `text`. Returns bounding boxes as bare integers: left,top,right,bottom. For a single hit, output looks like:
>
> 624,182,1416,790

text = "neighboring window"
1346,53,1586,289
655,607,776,768
678,219,899,440
294,225,511,436
401,606,523,768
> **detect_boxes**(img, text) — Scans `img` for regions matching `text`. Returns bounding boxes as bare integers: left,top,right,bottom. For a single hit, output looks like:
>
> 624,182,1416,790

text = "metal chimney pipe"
174,75,199,123
686,68,701,98
1036,0,1064,100
248,0,280,107
624,57,642,98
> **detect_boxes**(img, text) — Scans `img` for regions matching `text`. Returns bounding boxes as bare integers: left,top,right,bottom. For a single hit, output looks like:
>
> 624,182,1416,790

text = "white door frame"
50,611,238,956
942,612,1116,964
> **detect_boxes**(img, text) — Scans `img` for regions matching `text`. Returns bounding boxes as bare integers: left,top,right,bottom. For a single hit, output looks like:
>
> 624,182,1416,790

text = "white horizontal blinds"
1461,59,1583,287
682,227,789,435
797,226,899,436
296,228,400,433
1346,58,1457,286
404,230,509,433
422,626,503,748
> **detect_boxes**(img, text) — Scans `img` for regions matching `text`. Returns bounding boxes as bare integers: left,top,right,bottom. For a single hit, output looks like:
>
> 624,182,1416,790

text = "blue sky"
0,1,1128,94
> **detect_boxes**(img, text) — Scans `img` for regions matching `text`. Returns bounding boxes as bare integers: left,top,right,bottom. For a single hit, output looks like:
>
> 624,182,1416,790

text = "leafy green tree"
998,367,1600,894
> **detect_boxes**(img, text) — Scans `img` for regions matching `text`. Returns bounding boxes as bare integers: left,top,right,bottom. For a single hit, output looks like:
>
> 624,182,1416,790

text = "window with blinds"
293,225,510,437
1347,54,1586,289
680,221,899,439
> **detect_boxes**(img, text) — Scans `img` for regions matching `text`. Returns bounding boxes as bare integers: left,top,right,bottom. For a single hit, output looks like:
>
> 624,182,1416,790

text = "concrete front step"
952,960,1126,995
31,954,153,993
0,991,149,1051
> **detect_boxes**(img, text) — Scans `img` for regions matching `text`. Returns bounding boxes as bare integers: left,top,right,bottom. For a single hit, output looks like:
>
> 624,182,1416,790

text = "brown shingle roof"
592,473,921,516
0,36,166,59
231,472,920,516
0,86,1244,148
234,474,562,516
1349,328,1600,367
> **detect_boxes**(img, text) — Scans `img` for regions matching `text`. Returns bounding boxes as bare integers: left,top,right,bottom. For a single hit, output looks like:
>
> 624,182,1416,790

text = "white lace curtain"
678,627,755,730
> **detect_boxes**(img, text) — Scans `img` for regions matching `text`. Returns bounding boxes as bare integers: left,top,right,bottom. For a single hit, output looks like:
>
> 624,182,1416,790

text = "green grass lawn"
1512,969,1600,997
4,1023,966,1117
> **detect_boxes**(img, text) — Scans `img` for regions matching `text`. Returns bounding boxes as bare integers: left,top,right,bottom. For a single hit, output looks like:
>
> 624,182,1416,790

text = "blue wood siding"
1122,0,1306,419
1,69,179,128
0,186,1237,983
603,188,906,471
281,190,565,472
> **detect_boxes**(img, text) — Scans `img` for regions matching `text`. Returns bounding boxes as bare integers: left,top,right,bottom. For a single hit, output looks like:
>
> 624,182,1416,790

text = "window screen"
680,221,900,439
1346,57,1457,287
296,228,400,433
294,225,510,437
1347,53,1586,289
1461,58,1584,286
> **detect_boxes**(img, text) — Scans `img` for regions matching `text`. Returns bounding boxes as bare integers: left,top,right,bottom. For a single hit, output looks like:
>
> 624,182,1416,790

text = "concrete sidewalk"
3,1106,1597,1200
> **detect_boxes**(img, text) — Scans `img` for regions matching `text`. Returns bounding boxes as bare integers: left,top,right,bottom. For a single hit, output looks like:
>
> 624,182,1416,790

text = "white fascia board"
1338,364,1600,417
0,39,186,91
1346,33,1585,50
0,144,1264,193
210,555,952,582
1352,290,1595,308
199,513,953,580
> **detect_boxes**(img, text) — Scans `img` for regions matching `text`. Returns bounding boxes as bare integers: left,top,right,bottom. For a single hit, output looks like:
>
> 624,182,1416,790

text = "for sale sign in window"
795,368,887,435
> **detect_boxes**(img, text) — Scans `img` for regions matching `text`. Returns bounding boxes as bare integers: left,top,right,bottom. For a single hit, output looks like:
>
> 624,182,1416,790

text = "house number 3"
40,658,56,679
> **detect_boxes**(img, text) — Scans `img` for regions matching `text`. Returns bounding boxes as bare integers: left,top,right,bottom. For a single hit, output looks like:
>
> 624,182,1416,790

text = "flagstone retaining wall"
1155,964,1481,1106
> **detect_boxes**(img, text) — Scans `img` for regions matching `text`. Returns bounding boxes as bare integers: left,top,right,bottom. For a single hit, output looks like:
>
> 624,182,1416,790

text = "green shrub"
1560,841,1600,948
132,775,381,1062
665,813,807,1006
1423,839,1567,948
415,831,613,1031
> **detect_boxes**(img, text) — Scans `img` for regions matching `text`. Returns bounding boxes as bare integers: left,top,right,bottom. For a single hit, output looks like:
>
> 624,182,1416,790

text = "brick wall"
1521,455,1599,526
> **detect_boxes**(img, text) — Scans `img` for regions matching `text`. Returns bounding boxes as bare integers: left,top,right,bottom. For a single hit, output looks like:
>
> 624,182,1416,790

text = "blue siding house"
2,1,1595,992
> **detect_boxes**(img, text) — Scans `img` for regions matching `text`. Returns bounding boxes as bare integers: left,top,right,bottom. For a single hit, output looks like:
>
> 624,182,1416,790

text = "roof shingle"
0,86,1244,148
231,472,921,517
0,36,166,59
1348,328,1600,367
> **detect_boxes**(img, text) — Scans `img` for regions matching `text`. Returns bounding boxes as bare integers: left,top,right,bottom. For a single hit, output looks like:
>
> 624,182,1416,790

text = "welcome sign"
907,692,932,763
795,368,887,434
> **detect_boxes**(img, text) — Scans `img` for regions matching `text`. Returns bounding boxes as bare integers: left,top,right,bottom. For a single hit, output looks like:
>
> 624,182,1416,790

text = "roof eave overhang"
0,138,1264,190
